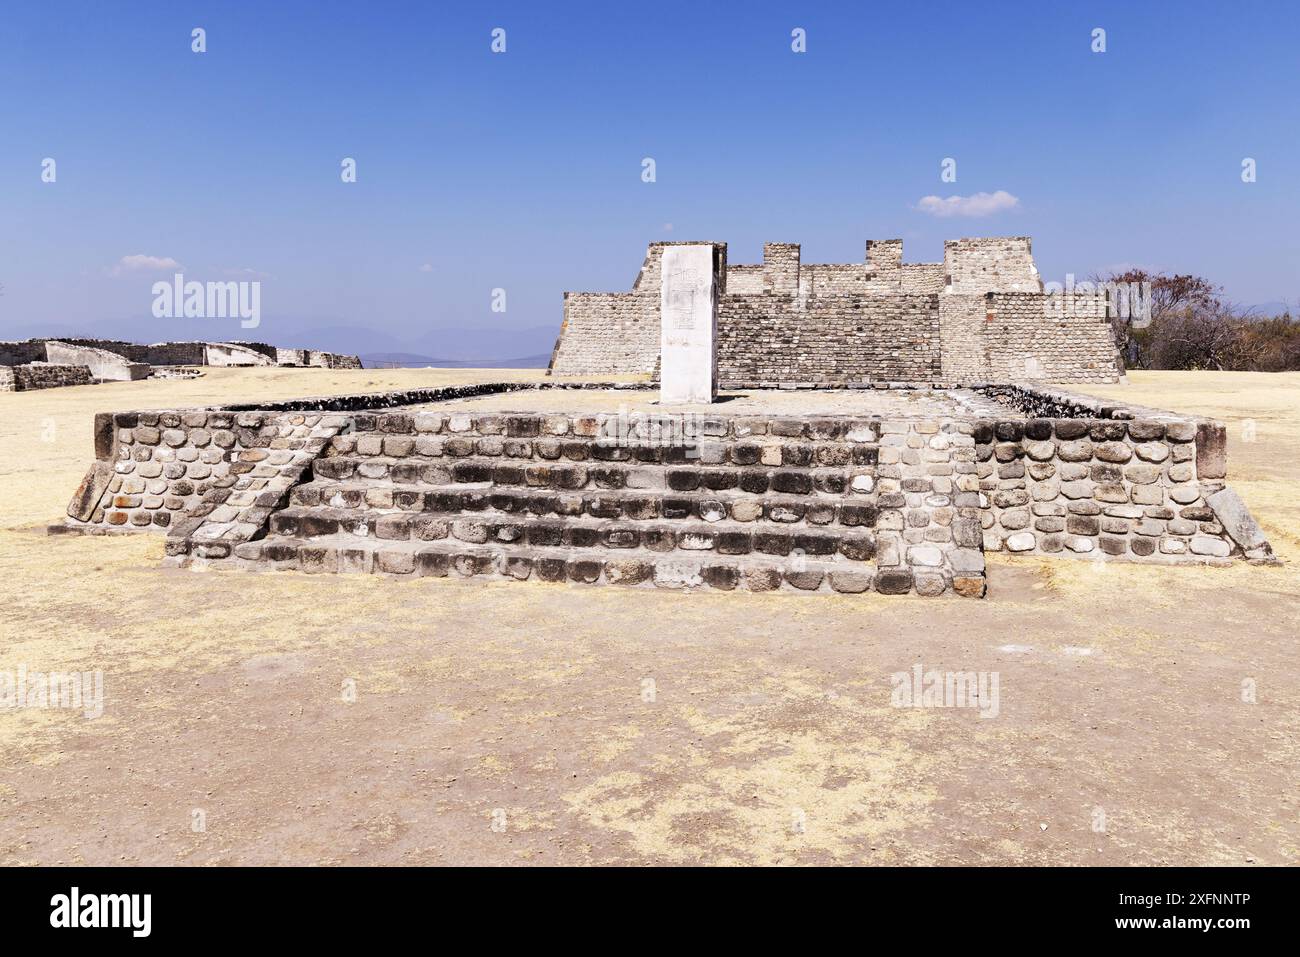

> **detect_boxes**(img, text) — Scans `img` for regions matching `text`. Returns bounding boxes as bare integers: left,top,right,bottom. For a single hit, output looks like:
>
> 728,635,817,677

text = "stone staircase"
200,408,975,595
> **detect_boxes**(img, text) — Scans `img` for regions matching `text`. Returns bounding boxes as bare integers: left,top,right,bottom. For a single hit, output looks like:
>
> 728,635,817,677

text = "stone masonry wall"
717,294,942,385
974,416,1242,561
984,293,1119,382
0,364,93,391
0,341,49,366
190,408,986,597
44,341,151,381
937,295,992,380
944,237,1040,293
549,237,1118,384
548,293,659,376
57,381,1273,597
64,409,344,535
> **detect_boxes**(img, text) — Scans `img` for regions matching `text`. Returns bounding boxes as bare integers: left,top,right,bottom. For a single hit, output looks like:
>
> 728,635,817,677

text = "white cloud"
223,267,271,279
112,254,182,275
662,223,674,233
419,263,433,272
915,190,1020,218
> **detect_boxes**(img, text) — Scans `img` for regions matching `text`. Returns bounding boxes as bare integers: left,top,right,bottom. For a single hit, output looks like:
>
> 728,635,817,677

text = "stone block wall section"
548,237,1119,384
63,409,347,541
983,293,1118,382
55,381,1275,598
0,364,94,391
717,294,942,385
60,382,568,538
548,293,660,376
937,293,1120,383
943,237,1041,293
178,409,988,598
973,384,1276,564
44,341,152,381
0,338,362,377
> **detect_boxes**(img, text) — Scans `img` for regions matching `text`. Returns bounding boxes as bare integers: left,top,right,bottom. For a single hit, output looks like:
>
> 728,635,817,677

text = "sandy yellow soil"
0,369,1296,865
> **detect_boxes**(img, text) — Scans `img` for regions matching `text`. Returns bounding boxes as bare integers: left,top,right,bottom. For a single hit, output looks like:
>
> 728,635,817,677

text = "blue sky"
2,1,1297,357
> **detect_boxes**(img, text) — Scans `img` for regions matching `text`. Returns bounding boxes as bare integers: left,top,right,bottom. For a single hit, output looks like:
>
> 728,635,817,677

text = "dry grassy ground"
0,369,1296,865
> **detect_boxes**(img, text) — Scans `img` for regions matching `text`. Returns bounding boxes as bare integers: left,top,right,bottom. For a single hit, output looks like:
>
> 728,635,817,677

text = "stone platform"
53,380,1278,599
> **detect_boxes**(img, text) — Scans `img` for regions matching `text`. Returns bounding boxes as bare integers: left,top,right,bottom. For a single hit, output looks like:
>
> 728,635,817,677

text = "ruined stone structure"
548,237,1121,385
0,337,362,390
54,378,1275,599
0,363,93,392
42,234,1274,599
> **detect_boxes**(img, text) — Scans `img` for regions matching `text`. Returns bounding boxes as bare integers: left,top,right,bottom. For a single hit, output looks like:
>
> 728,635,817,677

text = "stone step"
290,481,881,528
333,411,886,447
311,454,872,496
266,506,878,562
328,428,883,468
213,535,914,595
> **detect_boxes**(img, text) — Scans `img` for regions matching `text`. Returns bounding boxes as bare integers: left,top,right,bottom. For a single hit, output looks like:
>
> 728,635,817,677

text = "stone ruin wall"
44,340,152,381
971,385,1271,563
717,294,942,384
0,363,94,392
547,294,660,376
548,237,1121,385
56,379,1274,603
0,337,362,389
57,380,988,597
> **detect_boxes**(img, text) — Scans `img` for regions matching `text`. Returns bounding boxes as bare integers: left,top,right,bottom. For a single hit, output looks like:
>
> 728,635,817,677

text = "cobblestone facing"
65,409,348,544
58,383,1274,596
943,237,1040,293
974,417,1242,561
60,382,651,541
173,409,987,598
0,364,93,391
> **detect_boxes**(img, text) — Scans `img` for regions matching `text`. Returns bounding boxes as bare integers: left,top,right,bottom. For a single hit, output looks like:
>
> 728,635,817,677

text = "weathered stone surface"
1093,442,1132,463
376,549,415,574
829,570,873,593
1004,532,1036,552
1205,487,1269,551
1189,535,1231,557
875,569,914,594
67,461,113,522
1196,422,1227,479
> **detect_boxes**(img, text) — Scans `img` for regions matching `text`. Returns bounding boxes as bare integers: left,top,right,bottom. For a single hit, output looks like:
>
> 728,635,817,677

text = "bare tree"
1094,269,1219,369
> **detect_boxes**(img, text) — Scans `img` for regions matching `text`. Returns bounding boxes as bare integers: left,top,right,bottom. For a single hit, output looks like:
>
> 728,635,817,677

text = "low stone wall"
0,340,49,366
971,385,1271,563
0,364,93,392
65,409,347,535
62,382,642,531
44,341,151,381
204,342,275,367
307,350,363,370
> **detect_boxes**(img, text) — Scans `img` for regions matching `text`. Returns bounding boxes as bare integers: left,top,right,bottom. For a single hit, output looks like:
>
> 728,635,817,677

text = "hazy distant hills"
359,352,552,369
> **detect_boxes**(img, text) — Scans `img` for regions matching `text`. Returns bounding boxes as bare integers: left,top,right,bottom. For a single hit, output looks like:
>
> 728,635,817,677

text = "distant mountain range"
359,352,552,369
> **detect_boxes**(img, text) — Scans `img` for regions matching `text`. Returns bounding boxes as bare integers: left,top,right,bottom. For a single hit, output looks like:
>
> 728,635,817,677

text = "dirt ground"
1,368,1296,865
